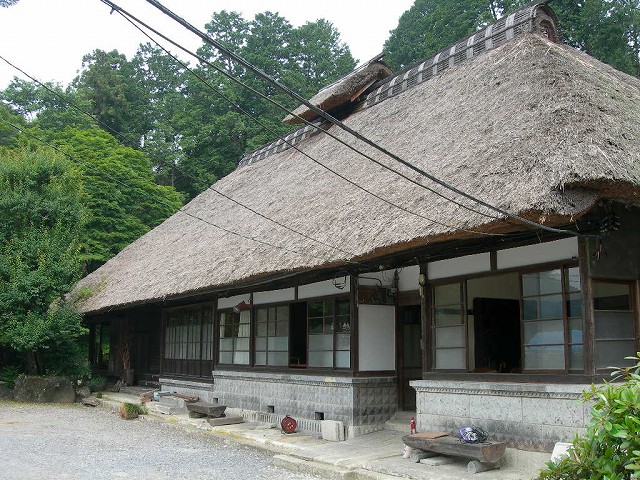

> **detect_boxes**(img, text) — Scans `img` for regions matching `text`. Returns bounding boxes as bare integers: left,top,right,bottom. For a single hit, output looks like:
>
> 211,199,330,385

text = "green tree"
0,149,88,377
384,0,639,76
42,127,184,272
73,49,151,147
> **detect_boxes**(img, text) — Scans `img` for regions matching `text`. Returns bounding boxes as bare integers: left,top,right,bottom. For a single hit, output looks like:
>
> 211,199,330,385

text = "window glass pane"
595,340,636,369
308,301,323,318
569,344,583,371
267,321,276,336
234,338,249,351
268,336,288,351
309,317,323,334
219,338,233,351
524,320,564,345
219,351,233,364
255,352,266,365
336,315,350,333
593,283,631,310
269,352,289,367
435,348,465,369
323,301,334,316
233,351,250,364
336,300,350,316
239,310,250,324
323,317,334,334
276,319,289,336
539,295,563,319
238,323,250,337
569,317,583,344
594,312,635,339
523,299,539,321
523,270,563,296
256,308,268,323
567,293,582,318
435,325,465,348
308,351,333,368
255,337,267,351
336,334,350,350
434,306,462,326
277,306,289,322
309,334,333,351
434,284,460,306
256,322,267,337
566,267,581,293
335,351,350,368
525,345,564,370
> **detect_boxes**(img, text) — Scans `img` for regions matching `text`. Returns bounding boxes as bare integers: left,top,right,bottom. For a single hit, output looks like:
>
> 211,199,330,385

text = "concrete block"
159,396,186,408
550,442,573,462
420,456,455,466
207,416,244,426
321,420,345,442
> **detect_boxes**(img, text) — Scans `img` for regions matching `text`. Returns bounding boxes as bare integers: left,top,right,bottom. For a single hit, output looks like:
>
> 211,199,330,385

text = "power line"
99,0,507,224
99,1,511,238
1,119,353,265
0,54,362,260
139,0,582,238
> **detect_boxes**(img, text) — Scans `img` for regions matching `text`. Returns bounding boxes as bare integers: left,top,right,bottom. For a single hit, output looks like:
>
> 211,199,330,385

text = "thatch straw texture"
283,59,392,125
75,34,640,314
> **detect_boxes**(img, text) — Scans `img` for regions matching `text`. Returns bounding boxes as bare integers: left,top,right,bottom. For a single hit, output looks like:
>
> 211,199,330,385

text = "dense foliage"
384,0,640,77
537,355,640,480
0,150,88,377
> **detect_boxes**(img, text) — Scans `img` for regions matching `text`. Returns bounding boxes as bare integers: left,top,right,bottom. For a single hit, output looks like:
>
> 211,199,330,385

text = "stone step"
158,395,187,408
147,403,187,415
384,411,416,434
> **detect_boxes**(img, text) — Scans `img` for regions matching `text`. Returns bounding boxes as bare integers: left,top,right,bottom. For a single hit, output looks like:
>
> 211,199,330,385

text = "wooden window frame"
427,261,583,375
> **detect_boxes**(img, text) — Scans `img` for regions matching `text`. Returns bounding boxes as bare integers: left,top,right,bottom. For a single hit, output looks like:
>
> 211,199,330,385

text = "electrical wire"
98,1,513,238
0,53,367,259
1,119,353,265
138,0,583,237
99,0,511,224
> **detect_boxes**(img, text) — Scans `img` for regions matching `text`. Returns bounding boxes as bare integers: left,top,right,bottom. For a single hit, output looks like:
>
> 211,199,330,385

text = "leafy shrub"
87,375,107,392
0,365,22,389
119,402,147,419
538,354,640,480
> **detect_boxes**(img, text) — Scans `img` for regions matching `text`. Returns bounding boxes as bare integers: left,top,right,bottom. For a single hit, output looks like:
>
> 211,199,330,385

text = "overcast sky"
0,0,414,89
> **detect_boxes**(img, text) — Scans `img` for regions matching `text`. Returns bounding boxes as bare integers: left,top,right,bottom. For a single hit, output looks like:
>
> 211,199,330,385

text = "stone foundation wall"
161,372,397,438
412,380,590,451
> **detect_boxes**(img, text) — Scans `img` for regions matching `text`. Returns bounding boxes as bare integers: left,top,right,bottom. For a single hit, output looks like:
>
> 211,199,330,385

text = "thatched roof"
74,33,640,314
282,55,392,125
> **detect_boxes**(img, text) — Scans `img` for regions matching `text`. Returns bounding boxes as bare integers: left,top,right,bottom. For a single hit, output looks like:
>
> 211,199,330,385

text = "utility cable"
139,0,583,237
99,2,511,238
100,0,508,224
0,53,365,259
1,119,353,265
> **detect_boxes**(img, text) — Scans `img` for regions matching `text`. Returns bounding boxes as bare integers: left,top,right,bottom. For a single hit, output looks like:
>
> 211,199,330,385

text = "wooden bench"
186,401,227,418
402,433,506,473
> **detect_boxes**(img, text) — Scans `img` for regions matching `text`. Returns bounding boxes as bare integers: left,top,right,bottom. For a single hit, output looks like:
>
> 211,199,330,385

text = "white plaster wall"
253,287,296,305
298,279,350,299
428,253,491,280
358,271,394,286
497,237,578,269
398,265,420,292
217,293,251,310
358,305,395,371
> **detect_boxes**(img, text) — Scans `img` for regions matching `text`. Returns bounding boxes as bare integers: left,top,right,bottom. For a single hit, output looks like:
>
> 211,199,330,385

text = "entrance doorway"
397,305,422,410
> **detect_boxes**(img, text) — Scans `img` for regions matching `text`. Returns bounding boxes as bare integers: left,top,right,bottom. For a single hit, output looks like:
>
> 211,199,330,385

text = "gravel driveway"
0,402,318,480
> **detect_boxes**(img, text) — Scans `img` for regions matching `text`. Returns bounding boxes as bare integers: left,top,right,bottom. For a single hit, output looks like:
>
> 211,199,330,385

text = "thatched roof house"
78,2,640,450
75,29,640,314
